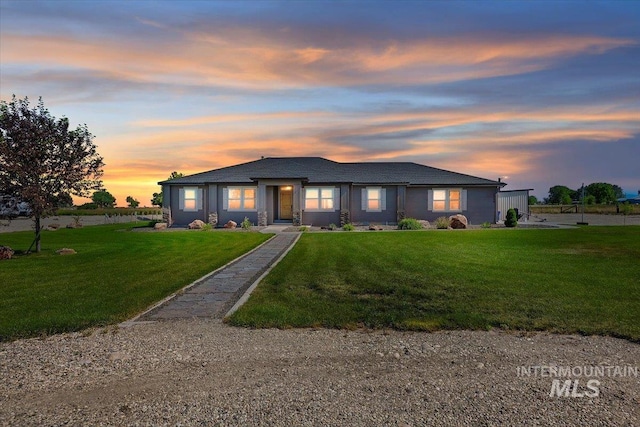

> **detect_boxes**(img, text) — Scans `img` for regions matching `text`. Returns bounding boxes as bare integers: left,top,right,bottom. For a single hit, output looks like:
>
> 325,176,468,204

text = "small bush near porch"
228,227,640,342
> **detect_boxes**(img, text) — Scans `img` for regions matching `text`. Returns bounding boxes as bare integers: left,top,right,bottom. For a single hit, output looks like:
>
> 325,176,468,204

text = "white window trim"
179,187,203,212
428,188,467,212
224,186,257,212
304,187,338,212
362,187,386,212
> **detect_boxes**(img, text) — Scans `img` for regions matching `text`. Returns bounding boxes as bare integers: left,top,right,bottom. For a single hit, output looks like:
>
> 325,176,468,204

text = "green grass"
55,207,161,216
0,224,270,341
228,227,640,342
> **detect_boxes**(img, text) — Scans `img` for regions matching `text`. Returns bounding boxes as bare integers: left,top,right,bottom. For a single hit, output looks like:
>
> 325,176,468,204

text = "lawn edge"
225,233,303,319
120,233,276,326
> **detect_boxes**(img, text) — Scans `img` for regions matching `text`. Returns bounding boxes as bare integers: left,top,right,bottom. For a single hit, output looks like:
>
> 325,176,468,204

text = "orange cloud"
2,30,634,89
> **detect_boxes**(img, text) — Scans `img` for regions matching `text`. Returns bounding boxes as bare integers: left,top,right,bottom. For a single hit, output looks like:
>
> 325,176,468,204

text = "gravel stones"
1,322,638,426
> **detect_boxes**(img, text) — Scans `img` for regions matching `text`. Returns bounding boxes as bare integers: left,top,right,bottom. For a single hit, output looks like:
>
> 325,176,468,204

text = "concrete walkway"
136,231,300,321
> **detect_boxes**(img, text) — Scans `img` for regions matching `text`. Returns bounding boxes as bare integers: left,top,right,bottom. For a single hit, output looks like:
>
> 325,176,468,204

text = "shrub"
201,223,213,231
435,216,450,229
505,208,518,228
328,223,337,231
241,217,252,230
397,218,422,230
77,202,98,210
481,221,491,229
342,223,355,231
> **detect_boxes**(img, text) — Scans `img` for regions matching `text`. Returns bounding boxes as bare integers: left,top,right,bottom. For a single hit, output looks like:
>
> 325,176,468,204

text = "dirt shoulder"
528,213,640,226
0,215,160,233
1,321,638,426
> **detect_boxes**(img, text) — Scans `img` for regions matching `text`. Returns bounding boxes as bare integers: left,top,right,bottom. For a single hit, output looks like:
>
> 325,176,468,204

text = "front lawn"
228,227,640,342
0,224,270,340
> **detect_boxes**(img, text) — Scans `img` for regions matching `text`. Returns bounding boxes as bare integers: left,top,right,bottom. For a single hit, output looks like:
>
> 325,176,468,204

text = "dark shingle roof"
159,157,503,186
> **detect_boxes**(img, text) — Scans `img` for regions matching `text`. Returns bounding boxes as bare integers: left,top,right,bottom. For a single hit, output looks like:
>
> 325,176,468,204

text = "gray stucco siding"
302,211,341,226
216,185,259,226
405,186,497,224
169,185,207,226
350,185,398,224
464,187,497,224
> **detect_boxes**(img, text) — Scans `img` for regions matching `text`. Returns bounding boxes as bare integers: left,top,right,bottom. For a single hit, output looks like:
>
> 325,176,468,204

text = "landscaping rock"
47,223,61,231
224,220,237,229
418,220,430,229
368,224,382,231
153,222,168,230
449,214,468,229
56,248,77,255
188,219,206,229
0,245,14,260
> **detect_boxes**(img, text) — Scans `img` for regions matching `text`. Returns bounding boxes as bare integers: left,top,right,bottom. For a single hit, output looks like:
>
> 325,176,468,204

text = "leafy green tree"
584,195,596,205
528,195,538,205
151,171,183,207
126,196,140,208
0,96,104,252
548,186,576,204
612,185,625,200
151,192,163,207
584,182,617,204
92,190,116,208
53,193,73,208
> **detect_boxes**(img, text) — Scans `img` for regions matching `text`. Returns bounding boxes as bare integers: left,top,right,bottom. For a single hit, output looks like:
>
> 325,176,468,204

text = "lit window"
449,190,460,211
305,187,335,211
367,188,382,211
431,189,463,212
182,187,199,211
433,190,446,211
227,186,257,211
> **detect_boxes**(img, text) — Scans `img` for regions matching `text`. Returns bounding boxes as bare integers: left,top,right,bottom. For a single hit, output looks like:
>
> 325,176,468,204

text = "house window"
181,187,201,212
362,187,386,212
226,187,256,211
431,189,464,212
305,187,335,211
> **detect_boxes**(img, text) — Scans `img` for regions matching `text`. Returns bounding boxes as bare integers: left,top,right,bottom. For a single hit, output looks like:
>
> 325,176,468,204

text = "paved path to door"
137,230,299,321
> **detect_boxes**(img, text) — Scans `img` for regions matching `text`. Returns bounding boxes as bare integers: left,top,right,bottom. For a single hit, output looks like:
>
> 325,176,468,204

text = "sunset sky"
1,0,638,206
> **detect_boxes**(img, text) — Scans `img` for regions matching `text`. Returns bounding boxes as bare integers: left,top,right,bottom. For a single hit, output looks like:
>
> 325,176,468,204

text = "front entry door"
279,187,293,220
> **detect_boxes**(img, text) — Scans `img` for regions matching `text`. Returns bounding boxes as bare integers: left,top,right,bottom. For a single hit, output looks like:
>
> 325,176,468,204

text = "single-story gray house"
159,157,506,227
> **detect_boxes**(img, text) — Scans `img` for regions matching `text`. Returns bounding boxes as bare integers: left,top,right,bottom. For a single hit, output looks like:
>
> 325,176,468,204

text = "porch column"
208,184,218,226
397,185,406,222
340,184,351,226
257,182,268,226
292,183,302,226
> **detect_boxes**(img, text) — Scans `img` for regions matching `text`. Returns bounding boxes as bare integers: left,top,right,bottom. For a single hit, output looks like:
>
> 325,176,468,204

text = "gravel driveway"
1,320,638,426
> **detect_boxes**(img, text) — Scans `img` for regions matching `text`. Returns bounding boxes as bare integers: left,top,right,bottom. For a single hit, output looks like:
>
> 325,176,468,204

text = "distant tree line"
541,183,625,205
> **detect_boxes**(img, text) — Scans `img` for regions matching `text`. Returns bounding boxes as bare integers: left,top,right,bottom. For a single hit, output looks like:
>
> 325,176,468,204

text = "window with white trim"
304,187,335,211
226,186,256,211
180,187,202,212
362,187,386,212
430,189,464,212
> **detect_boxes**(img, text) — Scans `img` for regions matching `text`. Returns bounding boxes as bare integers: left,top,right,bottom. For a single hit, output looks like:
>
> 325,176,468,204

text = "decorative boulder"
224,220,237,229
0,246,14,260
449,214,468,229
154,222,168,230
417,220,431,229
369,224,382,231
56,248,77,255
47,223,61,231
188,219,206,229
